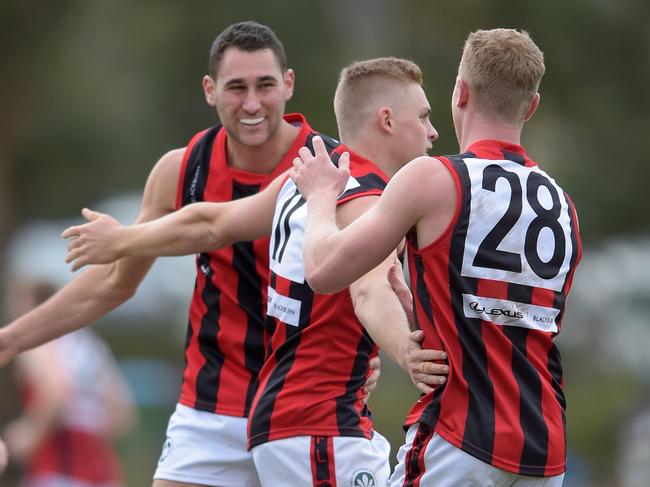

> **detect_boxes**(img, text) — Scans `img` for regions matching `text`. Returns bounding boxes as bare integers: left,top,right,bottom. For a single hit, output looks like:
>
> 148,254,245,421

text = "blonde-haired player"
292,29,581,486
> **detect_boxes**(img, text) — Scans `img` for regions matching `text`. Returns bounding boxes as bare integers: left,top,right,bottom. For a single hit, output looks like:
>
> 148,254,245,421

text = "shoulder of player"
389,156,456,206
146,147,186,185
398,155,454,186
138,147,187,219
155,147,186,171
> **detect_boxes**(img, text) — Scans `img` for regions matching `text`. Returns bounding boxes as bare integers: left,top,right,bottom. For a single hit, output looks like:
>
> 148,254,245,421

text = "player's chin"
238,130,271,147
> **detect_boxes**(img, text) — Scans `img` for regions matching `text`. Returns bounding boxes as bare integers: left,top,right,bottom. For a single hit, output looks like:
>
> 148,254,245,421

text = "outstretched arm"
63,172,286,271
0,149,181,366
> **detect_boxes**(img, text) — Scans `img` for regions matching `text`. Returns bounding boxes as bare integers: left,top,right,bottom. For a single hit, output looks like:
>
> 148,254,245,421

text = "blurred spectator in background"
2,278,136,487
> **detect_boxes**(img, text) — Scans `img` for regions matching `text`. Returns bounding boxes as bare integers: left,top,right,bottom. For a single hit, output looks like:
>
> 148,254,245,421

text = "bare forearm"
352,283,411,371
352,280,450,394
117,203,227,257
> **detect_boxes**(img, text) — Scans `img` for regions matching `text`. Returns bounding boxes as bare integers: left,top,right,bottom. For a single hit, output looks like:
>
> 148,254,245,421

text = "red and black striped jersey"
176,113,326,417
405,139,582,477
247,145,388,449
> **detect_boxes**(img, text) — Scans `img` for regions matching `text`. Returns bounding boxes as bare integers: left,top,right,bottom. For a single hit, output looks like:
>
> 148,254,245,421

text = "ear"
524,92,540,122
203,75,217,107
456,77,469,108
284,68,295,101
377,107,394,134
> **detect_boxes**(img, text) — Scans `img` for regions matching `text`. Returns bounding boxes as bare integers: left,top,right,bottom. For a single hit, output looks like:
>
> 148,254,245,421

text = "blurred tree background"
1,1,649,486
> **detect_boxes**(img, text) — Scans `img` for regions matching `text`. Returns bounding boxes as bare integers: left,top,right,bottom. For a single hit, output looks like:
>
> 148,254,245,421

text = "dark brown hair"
208,21,287,78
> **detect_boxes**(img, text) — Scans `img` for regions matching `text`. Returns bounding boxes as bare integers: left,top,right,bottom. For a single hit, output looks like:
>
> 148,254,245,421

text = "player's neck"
458,112,523,153
342,133,399,177
226,120,300,174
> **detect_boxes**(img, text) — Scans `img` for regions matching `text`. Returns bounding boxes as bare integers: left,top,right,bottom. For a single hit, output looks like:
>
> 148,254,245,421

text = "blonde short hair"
459,29,545,123
334,57,423,139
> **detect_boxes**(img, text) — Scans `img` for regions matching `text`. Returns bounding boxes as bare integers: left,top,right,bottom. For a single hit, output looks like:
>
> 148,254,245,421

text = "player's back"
405,139,582,476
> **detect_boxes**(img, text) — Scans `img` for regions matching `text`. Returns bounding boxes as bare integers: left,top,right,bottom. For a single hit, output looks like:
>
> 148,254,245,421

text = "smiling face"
203,47,294,148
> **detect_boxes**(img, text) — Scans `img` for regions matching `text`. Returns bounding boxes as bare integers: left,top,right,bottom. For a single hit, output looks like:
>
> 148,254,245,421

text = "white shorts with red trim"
389,423,565,487
251,432,390,487
153,403,261,487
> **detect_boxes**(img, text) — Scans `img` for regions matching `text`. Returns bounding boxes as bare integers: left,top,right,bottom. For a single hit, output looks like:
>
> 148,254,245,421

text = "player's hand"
290,136,350,200
387,259,414,327
405,330,448,394
361,355,381,405
62,208,123,271
0,436,8,474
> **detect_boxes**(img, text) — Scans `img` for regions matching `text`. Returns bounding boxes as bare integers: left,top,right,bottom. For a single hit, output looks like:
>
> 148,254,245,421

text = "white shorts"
251,432,390,487
389,423,565,487
153,403,261,487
